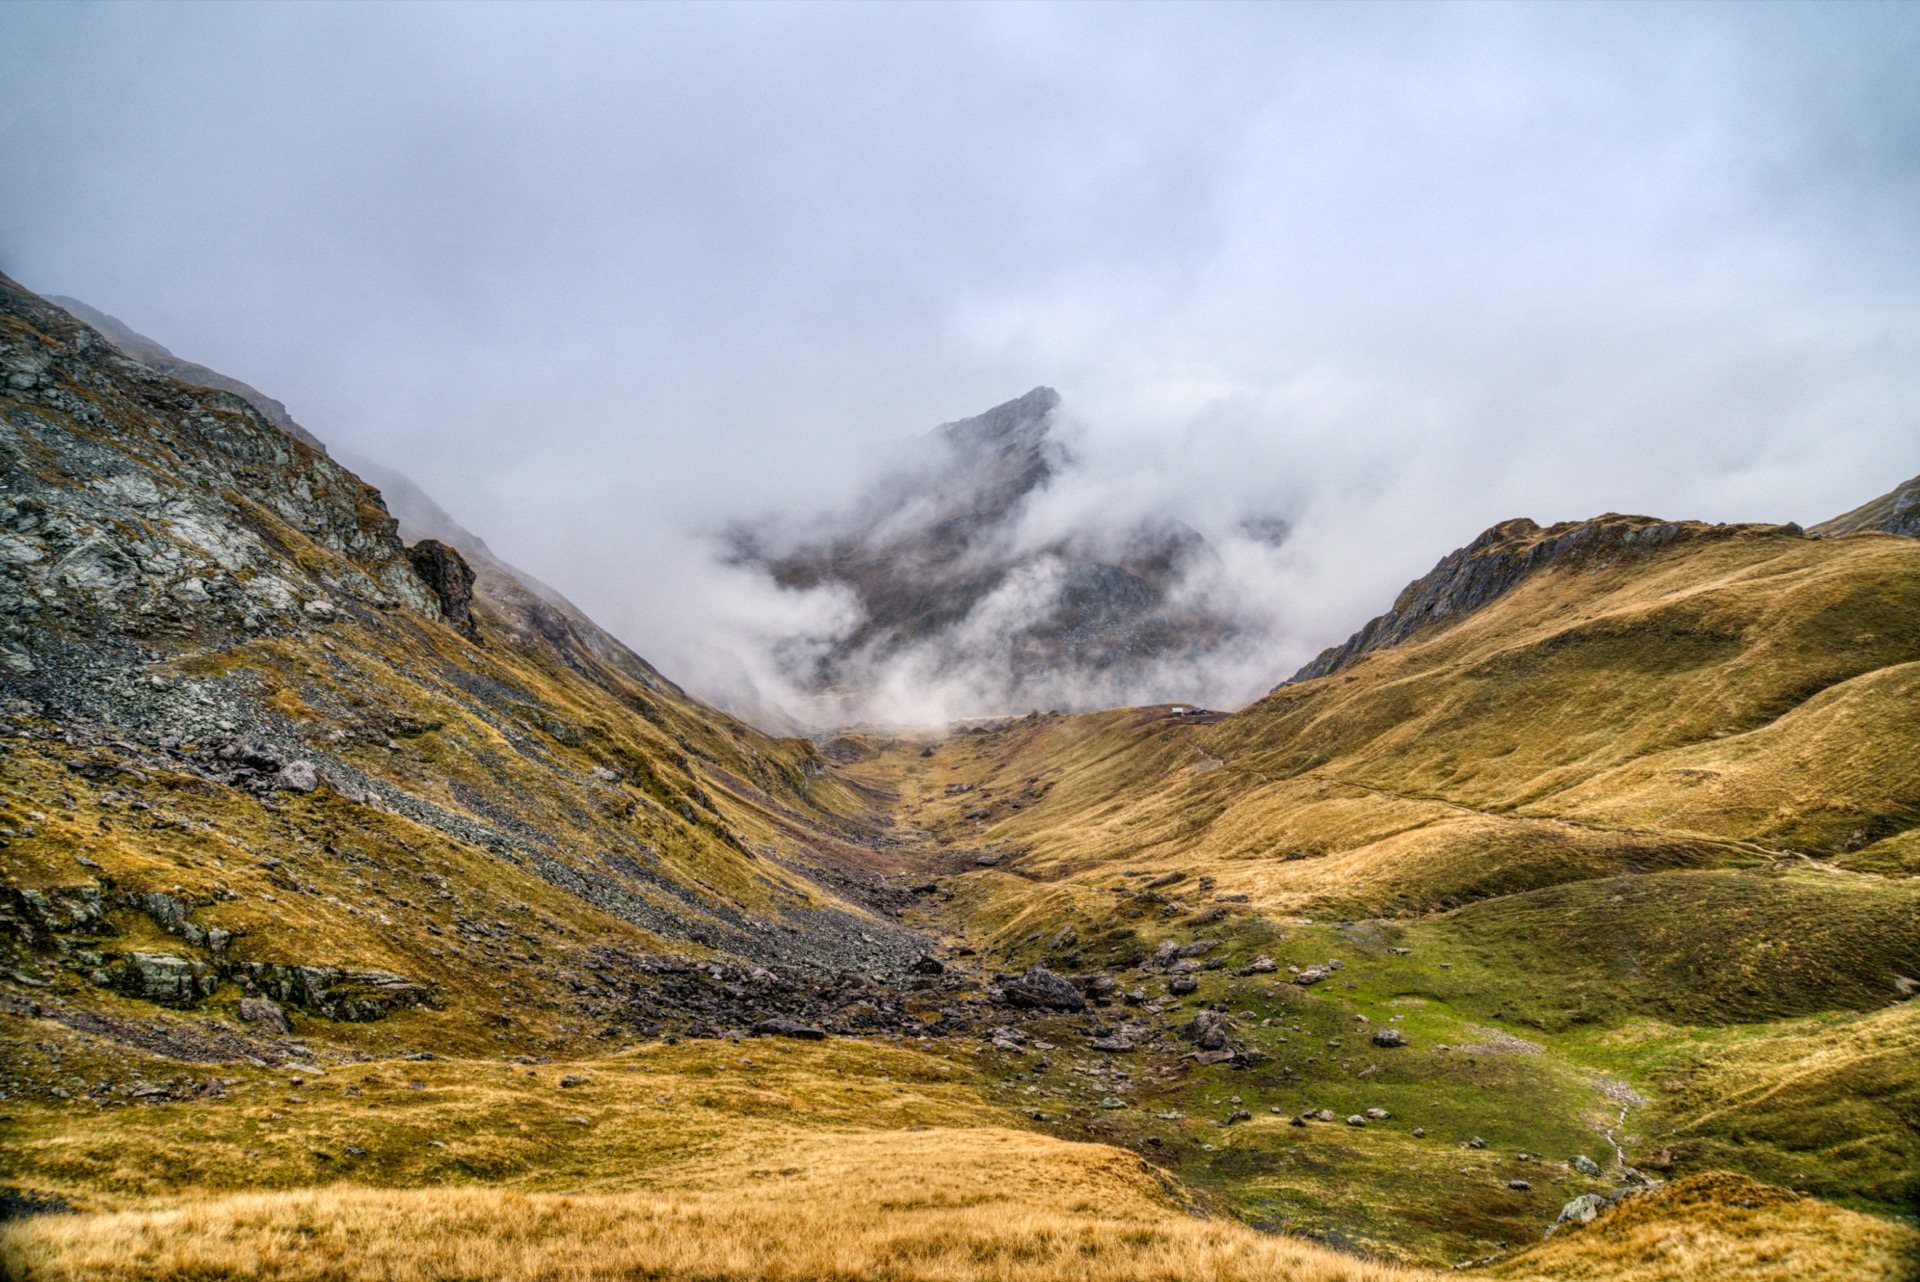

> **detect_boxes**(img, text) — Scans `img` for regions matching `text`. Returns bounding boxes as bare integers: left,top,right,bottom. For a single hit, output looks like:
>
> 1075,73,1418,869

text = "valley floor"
4,727,1916,1280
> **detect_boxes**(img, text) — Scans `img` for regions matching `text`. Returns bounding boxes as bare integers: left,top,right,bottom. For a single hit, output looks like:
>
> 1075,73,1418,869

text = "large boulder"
1000,966,1087,1011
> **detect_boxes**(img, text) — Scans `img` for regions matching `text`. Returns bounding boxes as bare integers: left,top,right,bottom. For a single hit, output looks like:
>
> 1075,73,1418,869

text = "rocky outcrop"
1284,514,1803,686
0,273,445,676
1810,474,1920,539
406,539,477,634
234,962,435,1022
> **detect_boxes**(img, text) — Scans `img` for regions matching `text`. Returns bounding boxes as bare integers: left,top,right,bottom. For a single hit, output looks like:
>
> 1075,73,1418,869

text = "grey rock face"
111,952,216,1005
0,274,444,671
237,962,433,1022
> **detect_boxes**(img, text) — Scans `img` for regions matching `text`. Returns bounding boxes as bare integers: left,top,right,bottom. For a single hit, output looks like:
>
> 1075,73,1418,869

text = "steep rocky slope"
0,273,953,1069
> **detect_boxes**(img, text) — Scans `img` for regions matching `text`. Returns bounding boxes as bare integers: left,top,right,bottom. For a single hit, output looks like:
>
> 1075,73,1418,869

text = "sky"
3,1,1917,720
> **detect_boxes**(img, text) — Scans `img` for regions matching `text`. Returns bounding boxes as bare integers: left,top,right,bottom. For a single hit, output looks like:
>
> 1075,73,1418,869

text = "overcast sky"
4,2,1917,712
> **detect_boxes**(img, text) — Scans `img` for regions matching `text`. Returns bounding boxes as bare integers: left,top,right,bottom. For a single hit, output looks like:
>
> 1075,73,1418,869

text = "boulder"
1555,1193,1607,1228
1169,975,1199,995
273,760,319,793
1572,1154,1603,1177
1293,966,1330,986
910,954,946,975
238,997,290,1034
1346,1114,1367,1127
237,962,433,1021
1371,1028,1408,1048
1000,966,1087,1011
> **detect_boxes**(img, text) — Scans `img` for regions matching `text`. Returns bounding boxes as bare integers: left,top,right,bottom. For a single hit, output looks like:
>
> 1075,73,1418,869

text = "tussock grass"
1,1133,1431,1282
1488,1172,1919,1282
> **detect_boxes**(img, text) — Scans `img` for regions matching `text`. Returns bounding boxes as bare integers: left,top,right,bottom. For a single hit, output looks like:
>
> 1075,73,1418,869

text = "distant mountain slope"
1810,472,1920,538
726,387,1240,717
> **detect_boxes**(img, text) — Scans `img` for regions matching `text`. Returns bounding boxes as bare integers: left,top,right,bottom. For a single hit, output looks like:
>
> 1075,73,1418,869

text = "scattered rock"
1185,1009,1234,1051
1467,1137,1487,1149
1293,966,1330,986
1169,975,1199,995
1371,1028,1408,1048
1227,1109,1252,1123
1346,1114,1367,1127
1365,1107,1390,1120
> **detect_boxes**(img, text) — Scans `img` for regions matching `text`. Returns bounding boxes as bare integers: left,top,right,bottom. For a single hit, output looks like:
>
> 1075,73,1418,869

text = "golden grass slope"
0,1038,1429,1282
903,523,1920,923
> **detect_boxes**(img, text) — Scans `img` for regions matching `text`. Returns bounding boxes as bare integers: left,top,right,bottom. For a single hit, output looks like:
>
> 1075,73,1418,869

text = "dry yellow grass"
1488,1172,1919,1282
1,1129,1432,1282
